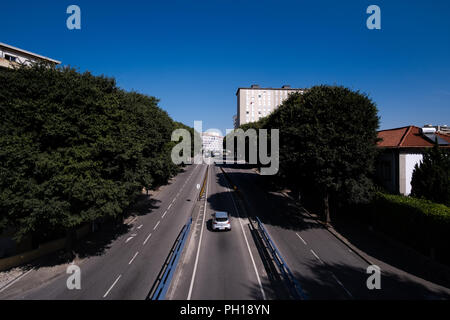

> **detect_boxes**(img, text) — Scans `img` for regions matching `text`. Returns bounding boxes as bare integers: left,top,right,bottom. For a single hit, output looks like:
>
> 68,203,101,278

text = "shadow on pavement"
245,259,450,300
215,163,450,298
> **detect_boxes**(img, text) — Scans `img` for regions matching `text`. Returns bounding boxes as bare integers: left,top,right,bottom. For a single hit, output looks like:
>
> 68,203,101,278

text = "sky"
1,0,449,134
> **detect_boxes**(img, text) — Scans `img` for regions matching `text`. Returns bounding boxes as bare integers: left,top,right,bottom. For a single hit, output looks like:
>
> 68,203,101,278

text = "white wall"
0,47,36,66
404,153,423,195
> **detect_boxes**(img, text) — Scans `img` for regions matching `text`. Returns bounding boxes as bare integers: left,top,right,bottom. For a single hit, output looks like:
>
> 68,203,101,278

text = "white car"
212,212,231,231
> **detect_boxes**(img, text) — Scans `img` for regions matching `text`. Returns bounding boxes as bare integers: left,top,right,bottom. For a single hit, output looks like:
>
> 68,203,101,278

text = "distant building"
235,84,306,128
376,125,450,196
0,42,61,69
232,115,238,129
423,124,450,136
202,131,224,154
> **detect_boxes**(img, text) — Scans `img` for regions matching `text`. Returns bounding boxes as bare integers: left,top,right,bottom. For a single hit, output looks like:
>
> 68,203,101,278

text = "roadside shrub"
365,193,450,264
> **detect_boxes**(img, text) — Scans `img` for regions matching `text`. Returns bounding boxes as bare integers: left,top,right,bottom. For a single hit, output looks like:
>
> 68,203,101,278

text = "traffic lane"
221,166,363,299
223,165,450,299
188,165,265,300
262,223,363,299
107,164,207,299
77,162,205,300
0,164,203,300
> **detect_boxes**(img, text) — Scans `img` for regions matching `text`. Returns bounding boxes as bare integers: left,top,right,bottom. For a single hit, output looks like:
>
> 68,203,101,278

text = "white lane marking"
129,252,139,265
137,224,143,230
162,210,168,219
168,204,172,210
310,249,353,299
103,275,122,298
125,237,134,243
153,221,160,230
187,165,209,300
224,170,267,300
332,274,354,298
296,233,307,246
310,249,322,262
0,269,34,293
143,233,152,245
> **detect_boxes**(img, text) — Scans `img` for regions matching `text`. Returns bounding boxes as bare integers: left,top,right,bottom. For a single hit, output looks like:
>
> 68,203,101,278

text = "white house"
376,125,450,195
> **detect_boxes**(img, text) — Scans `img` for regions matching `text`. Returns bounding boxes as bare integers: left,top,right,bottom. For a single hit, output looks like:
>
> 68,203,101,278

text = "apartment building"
235,84,306,128
0,42,61,69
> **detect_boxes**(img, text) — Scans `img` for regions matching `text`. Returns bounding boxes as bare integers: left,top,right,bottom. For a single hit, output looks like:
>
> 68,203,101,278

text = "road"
1,161,449,300
168,164,269,300
0,163,207,300
218,163,450,300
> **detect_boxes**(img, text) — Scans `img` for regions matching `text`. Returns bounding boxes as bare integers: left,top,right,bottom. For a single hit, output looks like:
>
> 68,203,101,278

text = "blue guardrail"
256,216,307,300
148,217,192,300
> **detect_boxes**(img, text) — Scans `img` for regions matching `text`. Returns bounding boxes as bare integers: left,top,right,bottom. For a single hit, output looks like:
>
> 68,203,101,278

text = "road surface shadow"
127,194,162,217
0,194,164,272
332,217,450,289
213,164,321,233
245,259,450,300
215,163,450,294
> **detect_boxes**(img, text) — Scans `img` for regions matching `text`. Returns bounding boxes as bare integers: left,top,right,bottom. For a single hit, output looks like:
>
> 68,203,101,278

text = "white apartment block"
0,42,61,69
235,84,306,128
202,132,224,153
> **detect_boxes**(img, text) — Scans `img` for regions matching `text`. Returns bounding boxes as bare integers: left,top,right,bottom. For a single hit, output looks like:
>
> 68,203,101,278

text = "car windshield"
216,217,228,222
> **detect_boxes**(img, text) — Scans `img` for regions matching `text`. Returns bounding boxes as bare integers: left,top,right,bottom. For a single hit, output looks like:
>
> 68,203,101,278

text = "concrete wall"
403,152,423,195
398,152,423,196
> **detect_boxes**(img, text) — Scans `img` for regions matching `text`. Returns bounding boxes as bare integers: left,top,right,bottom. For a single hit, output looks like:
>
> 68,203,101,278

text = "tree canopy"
229,85,380,222
0,64,191,241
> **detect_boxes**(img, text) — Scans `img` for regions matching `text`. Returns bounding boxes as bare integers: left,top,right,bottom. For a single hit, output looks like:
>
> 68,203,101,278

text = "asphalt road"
219,164,450,300
2,161,449,300
168,164,269,300
0,163,207,300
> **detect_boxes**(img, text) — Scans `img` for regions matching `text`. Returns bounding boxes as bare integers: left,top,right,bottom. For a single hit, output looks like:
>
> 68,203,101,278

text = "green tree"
411,144,450,206
265,85,380,223
0,64,184,243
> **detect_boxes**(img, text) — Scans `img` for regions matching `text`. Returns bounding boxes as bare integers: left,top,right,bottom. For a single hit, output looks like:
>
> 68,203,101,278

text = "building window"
5,54,17,62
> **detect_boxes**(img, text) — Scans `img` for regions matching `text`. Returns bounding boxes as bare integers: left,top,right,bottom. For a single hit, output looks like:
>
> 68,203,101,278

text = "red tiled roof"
377,126,450,148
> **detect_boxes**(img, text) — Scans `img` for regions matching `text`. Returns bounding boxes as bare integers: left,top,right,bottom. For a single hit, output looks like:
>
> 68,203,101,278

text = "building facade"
376,125,450,196
202,132,224,154
0,42,61,69
235,84,306,128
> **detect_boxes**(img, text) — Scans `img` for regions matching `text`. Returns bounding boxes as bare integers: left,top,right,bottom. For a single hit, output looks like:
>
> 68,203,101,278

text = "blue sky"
1,0,449,133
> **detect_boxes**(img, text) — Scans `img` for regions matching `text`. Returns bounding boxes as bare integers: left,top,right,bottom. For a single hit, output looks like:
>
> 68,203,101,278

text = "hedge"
365,192,450,264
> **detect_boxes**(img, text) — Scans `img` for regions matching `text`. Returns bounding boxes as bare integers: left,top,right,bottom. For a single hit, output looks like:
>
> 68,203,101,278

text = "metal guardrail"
146,217,192,300
256,216,307,300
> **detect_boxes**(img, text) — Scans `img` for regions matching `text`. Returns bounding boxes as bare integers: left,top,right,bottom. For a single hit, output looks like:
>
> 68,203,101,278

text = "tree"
411,144,450,206
264,85,380,223
0,64,186,243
